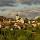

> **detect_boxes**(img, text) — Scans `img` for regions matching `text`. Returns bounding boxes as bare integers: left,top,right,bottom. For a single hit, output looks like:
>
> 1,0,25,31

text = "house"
0,22,2,28
16,15,24,24
14,23,21,29
0,21,3,28
29,20,37,27
28,20,31,24
19,18,24,24
32,24,37,27
37,22,40,26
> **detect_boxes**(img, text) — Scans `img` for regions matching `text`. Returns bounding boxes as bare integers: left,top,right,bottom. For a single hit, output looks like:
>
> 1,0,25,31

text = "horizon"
0,0,40,19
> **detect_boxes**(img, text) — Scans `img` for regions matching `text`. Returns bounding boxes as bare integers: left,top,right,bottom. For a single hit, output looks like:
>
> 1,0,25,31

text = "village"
0,15,40,30
0,15,40,40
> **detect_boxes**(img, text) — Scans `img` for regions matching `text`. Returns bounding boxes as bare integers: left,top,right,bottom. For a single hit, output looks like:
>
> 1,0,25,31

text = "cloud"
0,0,16,6
16,0,32,5
16,0,40,4
16,0,32,3
32,0,40,4
0,0,40,6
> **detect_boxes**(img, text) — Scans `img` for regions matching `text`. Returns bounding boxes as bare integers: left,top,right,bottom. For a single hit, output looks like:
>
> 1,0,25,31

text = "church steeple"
16,14,19,20
16,14,18,16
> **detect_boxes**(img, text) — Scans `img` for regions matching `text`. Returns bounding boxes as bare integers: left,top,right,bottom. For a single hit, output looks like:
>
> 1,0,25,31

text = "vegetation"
0,25,40,40
0,16,40,40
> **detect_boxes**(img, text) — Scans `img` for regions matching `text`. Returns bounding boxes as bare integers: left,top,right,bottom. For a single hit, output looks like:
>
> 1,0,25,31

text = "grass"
0,29,32,40
0,24,40,40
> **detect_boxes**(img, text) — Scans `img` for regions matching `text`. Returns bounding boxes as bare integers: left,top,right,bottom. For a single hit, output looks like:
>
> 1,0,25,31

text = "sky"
0,0,40,9
0,0,40,19
0,0,39,6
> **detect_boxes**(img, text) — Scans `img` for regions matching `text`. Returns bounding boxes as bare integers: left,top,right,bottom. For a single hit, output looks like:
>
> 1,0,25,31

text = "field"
0,26,40,40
